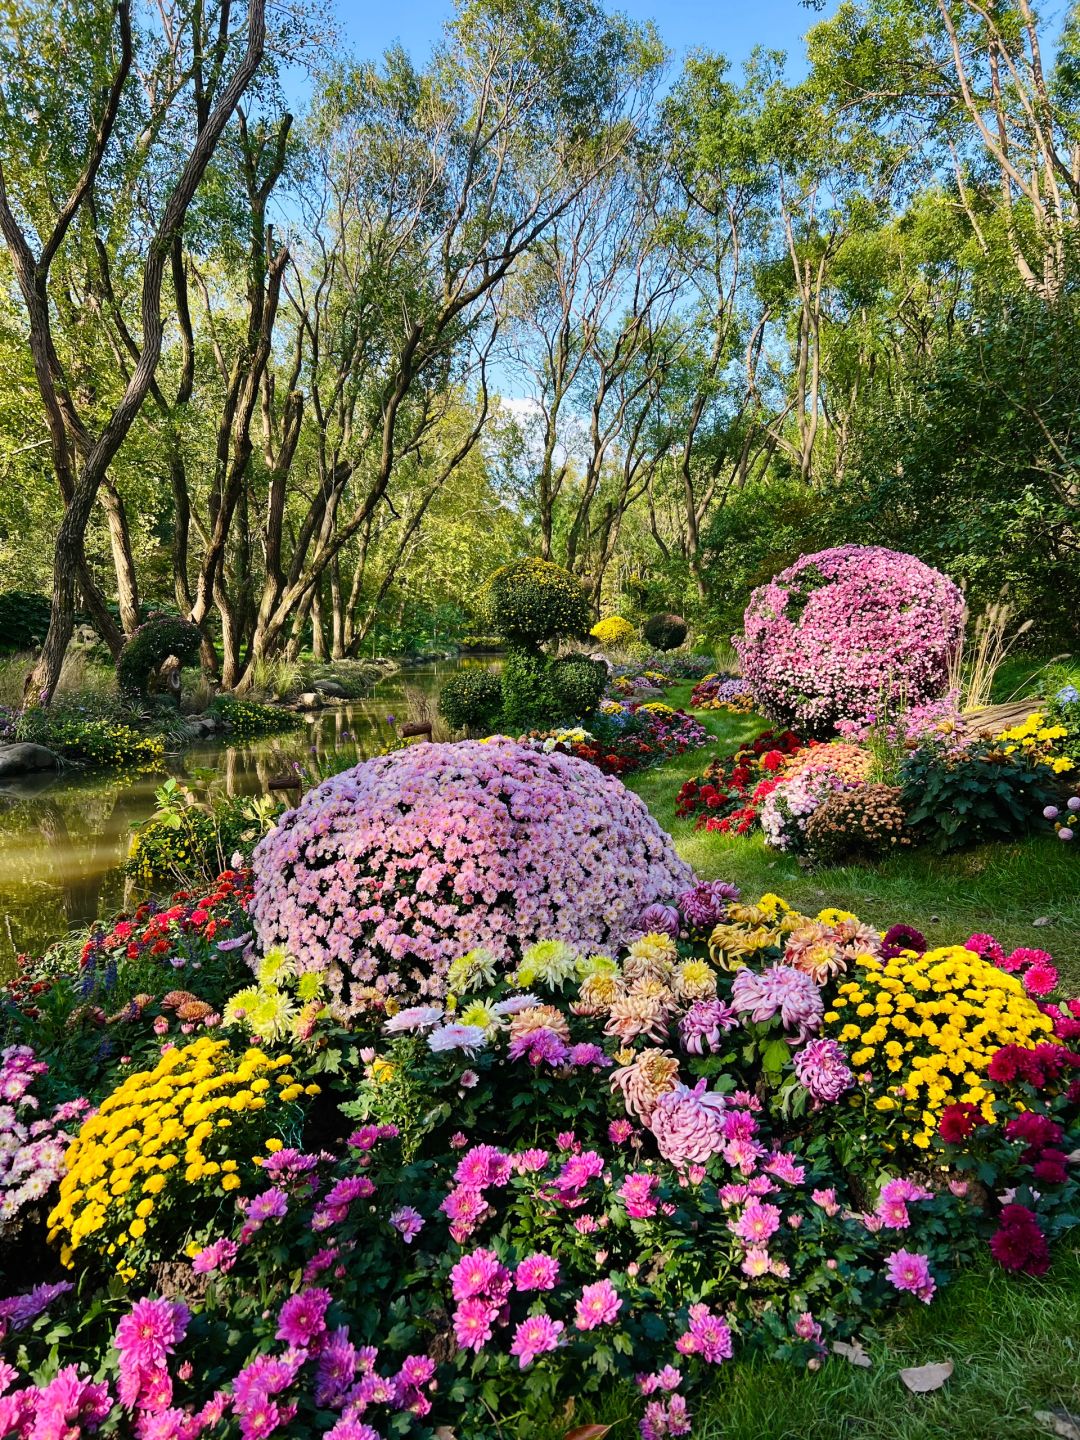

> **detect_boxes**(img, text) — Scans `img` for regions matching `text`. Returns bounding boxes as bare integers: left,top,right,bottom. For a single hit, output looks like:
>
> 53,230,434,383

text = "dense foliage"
437,669,504,734
116,618,203,700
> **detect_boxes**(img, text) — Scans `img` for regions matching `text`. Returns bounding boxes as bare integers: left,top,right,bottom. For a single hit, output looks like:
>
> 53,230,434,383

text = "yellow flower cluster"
995,711,1074,774
590,615,635,648
823,945,1054,1147
48,1037,316,1272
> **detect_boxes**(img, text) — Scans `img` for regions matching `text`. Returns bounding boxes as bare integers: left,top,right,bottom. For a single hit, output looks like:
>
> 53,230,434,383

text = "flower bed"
521,701,709,778
689,672,755,713
1,855,1078,1439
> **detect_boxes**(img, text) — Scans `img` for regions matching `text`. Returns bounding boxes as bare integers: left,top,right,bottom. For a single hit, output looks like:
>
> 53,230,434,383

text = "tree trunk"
100,480,140,635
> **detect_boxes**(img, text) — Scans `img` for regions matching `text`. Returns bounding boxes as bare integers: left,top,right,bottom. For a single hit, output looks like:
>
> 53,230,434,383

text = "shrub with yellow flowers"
589,615,636,648
994,710,1075,775
823,945,1055,1149
47,1036,315,1275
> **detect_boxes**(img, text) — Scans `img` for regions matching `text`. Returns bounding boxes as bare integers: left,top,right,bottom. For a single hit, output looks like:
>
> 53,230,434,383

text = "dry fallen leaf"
565,1428,614,1439
832,1339,872,1368
899,1360,953,1393
1034,1409,1080,1440
434,1429,457,1440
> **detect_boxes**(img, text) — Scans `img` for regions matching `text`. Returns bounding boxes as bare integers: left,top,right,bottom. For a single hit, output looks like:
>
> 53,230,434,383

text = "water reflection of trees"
0,665,463,966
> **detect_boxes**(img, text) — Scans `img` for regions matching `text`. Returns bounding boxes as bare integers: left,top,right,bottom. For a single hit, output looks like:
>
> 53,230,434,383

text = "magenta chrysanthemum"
793,1038,854,1103
731,965,824,1042
250,739,694,1006
735,545,964,733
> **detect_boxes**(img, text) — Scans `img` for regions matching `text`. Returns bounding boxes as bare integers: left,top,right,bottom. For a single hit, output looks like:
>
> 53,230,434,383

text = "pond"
0,656,498,969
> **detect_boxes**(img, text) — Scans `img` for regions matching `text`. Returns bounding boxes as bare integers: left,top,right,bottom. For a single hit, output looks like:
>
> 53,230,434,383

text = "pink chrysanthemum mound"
734,545,964,735
249,738,694,1007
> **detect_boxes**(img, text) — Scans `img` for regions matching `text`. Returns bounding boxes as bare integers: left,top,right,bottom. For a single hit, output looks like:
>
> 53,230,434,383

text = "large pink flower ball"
734,545,964,734
249,737,694,1009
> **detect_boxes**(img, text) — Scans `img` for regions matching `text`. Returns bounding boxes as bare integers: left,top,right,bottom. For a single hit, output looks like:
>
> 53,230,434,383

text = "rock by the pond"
313,678,347,697
0,741,61,776
296,691,325,710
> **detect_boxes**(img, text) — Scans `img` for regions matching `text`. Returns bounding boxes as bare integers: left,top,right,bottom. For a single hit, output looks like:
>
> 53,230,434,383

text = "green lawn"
579,688,1080,1440
629,686,1080,991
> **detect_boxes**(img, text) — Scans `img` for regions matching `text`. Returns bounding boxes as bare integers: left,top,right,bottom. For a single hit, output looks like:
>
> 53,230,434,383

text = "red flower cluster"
989,1204,1051,1275
937,1102,981,1144
1041,998,1080,1043
79,869,254,968
674,729,806,835
987,1043,1080,1090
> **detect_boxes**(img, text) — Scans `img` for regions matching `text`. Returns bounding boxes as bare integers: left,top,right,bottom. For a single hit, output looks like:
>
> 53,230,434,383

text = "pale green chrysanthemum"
577,953,620,980
296,971,324,1002
222,986,261,1029
257,946,294,986
516,939,579,990
447,947,499,992
247,987,297,1043
458,1000,502,1032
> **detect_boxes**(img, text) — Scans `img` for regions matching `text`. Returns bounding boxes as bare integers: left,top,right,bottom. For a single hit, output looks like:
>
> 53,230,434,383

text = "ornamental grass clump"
249,738,694,1009
735,545,965,735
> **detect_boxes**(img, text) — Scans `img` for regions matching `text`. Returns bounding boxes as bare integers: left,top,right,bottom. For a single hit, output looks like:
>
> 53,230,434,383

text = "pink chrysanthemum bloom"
452,1297,497,1352
675,1302,733,1363
509,1313,564,1368
885,1249,936,1303
731,965,824,1042
449,1249,507,1302
574,1279,622,1331
648,1079,727,1166
511,1148,550,1174
793,1037,854,1103
515,1253,561,1292
619,1171,660,1218
678,998,739,1055
276,1288,331,1352
1024,963,1059,997
730,1201,781,1245
454,1144,512,1189
641,1393,693,1438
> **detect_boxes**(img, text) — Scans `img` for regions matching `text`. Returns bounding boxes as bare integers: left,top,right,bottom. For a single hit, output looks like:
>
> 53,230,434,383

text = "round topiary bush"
438,669,503,733
249,738,695,1009
804,783,912,865
734,545,964,735
642,612,688,651
117,616,203,699
544,652,608,722
481,559,590,646
590,615,635,648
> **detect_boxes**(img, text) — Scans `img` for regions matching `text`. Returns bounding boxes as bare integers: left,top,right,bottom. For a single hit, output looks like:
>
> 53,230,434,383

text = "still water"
0,658,492,967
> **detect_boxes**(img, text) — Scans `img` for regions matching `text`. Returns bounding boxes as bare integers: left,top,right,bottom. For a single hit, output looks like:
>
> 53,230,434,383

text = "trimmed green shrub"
543,653,607,722
0,591,51,654
117,616,202,698
481,559,589,646
642,612,688,651
438,669,503,733
500,647,550,732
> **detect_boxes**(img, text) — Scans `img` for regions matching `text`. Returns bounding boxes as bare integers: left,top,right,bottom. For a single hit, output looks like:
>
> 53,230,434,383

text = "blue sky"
332,0,832,77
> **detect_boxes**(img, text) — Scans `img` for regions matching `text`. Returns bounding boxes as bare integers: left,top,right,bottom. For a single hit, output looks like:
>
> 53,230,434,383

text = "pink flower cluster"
735,545,964,734
0,1044,88,1224
249,739,694,1005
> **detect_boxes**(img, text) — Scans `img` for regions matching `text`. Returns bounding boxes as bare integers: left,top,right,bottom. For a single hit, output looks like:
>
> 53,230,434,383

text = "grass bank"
627,686,1080,991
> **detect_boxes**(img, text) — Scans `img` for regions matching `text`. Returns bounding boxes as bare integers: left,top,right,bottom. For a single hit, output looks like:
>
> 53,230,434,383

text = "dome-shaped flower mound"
734,545,964,735
249,738,694,1009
